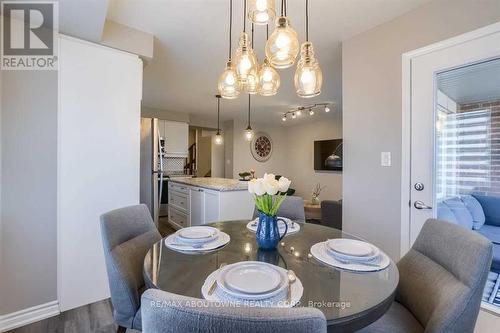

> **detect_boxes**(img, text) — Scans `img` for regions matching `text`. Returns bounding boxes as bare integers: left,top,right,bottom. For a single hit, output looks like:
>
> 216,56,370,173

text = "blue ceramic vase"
256,211,288,250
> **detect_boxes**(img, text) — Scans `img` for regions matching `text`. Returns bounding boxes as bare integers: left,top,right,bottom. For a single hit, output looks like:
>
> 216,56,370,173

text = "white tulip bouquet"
248,173,292,216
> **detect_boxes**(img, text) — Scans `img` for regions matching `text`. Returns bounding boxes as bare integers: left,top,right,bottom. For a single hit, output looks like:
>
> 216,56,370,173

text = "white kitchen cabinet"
190,187,205,226
167,180,254,230
160,120,188,157
204,189,220,223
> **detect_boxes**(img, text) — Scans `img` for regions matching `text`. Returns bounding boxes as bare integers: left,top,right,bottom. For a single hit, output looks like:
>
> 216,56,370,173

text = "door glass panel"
435,58,500,310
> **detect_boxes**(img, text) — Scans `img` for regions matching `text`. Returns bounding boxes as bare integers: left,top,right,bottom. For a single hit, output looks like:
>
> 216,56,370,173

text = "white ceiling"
59,0,109,42
106,0,432,124
438,58,500,105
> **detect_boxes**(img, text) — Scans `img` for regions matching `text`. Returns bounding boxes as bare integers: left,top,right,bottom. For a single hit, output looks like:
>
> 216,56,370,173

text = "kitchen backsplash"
163,157,186,175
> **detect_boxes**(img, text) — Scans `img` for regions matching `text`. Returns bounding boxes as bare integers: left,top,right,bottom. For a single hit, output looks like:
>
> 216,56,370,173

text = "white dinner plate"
202,263,303,307
218,262,284,295
164,231,230,252
175,226,219,244
326,239,375,257
310,242,391,272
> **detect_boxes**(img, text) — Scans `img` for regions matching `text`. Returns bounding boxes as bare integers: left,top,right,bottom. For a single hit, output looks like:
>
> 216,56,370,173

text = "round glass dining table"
143,221,399,332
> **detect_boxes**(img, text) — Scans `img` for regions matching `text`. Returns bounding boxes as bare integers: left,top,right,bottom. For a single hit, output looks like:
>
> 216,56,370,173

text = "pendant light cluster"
217,0,322,99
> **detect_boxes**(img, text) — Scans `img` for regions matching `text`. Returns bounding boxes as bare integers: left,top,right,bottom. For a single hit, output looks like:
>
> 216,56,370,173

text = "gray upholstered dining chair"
100,204,162,333
253,195,306,221
141,289,327,333
359,219,493,333
320,200,342,230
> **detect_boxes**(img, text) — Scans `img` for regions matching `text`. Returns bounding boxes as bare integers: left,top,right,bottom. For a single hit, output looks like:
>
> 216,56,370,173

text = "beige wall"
342,0,500,260
223,120,234,178
284,115,343,201
197,130,212,177
232,119,289,180
1,70,58,314
211,134,225,178
231,116,342,201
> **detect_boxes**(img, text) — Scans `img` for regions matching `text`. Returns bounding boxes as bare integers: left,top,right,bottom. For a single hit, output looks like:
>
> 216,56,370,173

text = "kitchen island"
167,177,254,229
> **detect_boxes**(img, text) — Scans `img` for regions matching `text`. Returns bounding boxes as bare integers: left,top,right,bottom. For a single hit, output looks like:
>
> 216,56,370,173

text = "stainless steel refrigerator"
140,118,165,225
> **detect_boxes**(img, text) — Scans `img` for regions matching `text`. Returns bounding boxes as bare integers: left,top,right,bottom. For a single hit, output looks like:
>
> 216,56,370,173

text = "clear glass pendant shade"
294,42,322,98
265,16,299,69
218,61,241,99
214,132,224,145
248,0,275,25
244,127,254,141
258,59,280,96
234,32,259,90
245,69,259,94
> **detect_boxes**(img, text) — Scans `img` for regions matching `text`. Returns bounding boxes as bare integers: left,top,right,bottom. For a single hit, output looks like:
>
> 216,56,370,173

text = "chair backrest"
253,196,306,221
100,204,162,329
141,289,327,333
397,219,492,333
320,200,342,230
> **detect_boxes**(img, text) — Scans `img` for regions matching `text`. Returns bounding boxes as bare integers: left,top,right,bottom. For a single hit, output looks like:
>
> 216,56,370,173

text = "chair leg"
117,326,127,333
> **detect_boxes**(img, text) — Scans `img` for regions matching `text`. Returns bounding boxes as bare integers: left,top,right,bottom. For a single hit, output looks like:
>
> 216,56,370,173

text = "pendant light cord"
247,94,251,128
285,0,287,16
243,0,247,33
251,23,254,48
217,96,221,133
281,0,284,16
305,0,309,41
229,0,233,60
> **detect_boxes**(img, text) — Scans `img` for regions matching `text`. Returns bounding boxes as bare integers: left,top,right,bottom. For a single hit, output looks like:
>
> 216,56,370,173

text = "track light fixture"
282,103,332,121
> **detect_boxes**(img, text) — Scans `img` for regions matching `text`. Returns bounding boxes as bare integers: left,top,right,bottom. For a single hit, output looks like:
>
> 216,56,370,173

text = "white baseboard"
0,301,60,332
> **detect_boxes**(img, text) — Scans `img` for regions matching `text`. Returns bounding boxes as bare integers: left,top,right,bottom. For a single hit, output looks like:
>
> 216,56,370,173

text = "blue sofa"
437,194,500,272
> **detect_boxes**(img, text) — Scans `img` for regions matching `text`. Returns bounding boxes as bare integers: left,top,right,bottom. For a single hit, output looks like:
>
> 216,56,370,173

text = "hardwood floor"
8,218,176,333
158,216,176,237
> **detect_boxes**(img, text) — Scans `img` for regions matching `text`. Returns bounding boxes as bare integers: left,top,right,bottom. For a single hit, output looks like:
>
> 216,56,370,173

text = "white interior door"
409,26,500,246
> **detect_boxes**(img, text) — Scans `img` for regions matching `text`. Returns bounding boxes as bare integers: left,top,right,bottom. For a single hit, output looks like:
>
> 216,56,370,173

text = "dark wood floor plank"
8,221,172,333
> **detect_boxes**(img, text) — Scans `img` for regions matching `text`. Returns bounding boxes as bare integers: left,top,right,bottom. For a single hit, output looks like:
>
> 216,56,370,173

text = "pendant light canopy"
248,0,275,25
214,95,223,145
244,94,254,141
258,25,280,96
234,0,259,93
218,0,241,99
265,0,299,69
295,0,322,98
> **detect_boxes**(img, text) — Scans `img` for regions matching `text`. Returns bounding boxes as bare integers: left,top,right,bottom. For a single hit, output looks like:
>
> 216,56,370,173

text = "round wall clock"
251,132,273,162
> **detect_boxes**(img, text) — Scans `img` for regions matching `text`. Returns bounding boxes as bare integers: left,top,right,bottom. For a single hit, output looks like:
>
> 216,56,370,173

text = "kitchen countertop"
168,177,249,192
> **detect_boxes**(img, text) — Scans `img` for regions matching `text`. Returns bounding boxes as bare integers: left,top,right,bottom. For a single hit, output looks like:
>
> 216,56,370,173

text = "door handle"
414,200,433,210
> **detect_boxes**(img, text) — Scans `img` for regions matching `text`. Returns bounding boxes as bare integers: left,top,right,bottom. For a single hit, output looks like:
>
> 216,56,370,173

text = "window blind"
436,105,500,199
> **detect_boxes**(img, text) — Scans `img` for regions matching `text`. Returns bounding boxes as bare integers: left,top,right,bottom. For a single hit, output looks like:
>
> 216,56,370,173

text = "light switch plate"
381,152,391,167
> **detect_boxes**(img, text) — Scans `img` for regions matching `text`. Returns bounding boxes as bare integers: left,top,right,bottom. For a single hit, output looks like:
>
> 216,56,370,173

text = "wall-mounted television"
314,139,343,171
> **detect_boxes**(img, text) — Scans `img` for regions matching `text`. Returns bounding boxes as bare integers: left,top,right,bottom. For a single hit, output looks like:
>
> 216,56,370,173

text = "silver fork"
208,263,227,295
